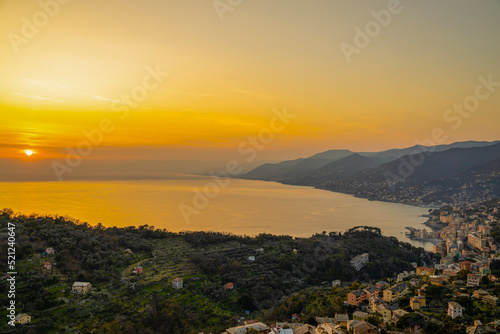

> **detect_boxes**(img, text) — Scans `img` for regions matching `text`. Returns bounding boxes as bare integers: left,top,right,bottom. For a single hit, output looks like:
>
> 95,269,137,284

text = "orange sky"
1,0,500,162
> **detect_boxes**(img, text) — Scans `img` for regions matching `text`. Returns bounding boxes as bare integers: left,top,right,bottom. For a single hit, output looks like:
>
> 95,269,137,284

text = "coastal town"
3,199,500,333
220,200,500,333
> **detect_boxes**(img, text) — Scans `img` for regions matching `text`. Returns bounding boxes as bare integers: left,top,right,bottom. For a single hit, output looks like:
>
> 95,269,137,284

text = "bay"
0,176,433,250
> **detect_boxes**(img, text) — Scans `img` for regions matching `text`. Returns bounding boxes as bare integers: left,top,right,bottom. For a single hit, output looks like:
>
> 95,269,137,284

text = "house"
459,260,472,271
351,253,369,271
293,324,317,334
316,316,335,323
353,311,369,321
223,282,234,290
440,255,454,266
335,313,349,327
363,286,380,299
123,248,132,254
132,266,143,274
479,267,491,276
483,295,500,306
448,302,464,319
416,267,436,276
348,320,373,334
376,304,392,320
332,280,341,287
392,309,408,322
442,269,459,277
473,290,489,299
269,326,293,334
347,289,367,306
430,276,446,286
15,313,31,325
248,256,256,262
72,282,92,294
224,322,270,334
375,281,390,290
369,295,385,312
466,324,498,334
410,296,426,310
467,273,481,287
383,283,408,302
275,322,304,330
172,277,183,289
45,247,55,255
409,278,421,286
44,262,52,270
316,323,343,334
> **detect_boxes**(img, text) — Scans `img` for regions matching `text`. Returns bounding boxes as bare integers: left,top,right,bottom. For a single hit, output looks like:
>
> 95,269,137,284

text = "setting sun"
24,149,34,156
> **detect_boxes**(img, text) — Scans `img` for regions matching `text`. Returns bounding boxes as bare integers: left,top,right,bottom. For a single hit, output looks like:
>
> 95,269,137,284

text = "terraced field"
122,235,200,284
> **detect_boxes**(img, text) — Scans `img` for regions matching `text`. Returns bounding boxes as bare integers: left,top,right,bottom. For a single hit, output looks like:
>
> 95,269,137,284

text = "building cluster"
430,205,498,258
223,316,380,334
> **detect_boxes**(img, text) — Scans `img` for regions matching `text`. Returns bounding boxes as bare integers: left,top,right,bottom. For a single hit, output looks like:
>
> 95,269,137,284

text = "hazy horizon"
1,139,498,182
1,0,500,168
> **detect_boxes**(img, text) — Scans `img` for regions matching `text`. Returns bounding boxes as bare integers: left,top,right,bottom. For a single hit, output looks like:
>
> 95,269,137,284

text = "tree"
305,316,318,326
456,269,470,281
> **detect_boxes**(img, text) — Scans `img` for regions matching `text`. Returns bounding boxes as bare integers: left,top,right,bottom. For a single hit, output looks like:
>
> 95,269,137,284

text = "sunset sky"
1,0,500,163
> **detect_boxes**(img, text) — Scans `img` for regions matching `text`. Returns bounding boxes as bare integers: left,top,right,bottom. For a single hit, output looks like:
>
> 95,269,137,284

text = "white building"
172,277,183,289
448,302,464,319
350,253,369,271
72,282,92,294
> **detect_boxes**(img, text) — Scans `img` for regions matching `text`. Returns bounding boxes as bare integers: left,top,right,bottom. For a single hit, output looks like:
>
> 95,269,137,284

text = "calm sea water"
0,176,433,250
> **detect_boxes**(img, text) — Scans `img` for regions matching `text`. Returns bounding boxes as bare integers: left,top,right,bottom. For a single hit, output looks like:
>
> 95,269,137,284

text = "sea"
0,175,434,250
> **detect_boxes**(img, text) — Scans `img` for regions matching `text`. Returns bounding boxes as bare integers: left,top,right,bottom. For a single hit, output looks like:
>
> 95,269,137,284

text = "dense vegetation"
0,211,430,333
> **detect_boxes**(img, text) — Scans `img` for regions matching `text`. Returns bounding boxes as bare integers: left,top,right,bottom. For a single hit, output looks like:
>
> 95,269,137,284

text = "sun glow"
24,149,34,156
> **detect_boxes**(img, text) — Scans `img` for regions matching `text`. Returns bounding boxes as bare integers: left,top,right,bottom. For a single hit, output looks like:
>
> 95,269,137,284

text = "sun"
24,149,34,156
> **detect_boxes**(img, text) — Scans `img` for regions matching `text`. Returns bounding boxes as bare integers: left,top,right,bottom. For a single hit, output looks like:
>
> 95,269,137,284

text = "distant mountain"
242,140,500,181
307,149,355,160
321,143,500,205
358,140,500,163
286,153,379,185
242,149,353,180
241,140,500,205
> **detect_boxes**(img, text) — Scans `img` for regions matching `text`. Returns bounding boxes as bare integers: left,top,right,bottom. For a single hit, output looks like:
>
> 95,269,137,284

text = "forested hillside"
0,211,429,333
